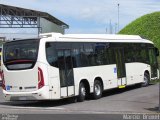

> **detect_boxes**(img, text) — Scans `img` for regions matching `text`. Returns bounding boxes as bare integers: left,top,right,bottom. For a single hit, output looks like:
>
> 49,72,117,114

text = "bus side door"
57,50,75,98
115,48,127,88
148,48,158,78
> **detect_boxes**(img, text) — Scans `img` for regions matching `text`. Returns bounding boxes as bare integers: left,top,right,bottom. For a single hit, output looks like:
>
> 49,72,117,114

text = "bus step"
118,85,126,89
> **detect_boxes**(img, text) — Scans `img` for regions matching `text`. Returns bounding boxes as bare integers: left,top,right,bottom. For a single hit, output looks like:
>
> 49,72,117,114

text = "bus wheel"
141,72,150,87
77,82,86,102
93,80,102,99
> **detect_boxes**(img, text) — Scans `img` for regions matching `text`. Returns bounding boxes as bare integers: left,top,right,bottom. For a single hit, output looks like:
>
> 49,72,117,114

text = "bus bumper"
3,86,50,101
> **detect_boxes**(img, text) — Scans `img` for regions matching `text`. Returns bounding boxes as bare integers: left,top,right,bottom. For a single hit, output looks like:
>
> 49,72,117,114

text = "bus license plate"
19,97,27,100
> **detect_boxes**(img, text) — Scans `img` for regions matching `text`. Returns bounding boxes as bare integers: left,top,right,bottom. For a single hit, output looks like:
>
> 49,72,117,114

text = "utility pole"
117,3,120,32
106,27,108,34
115,23,117,34
109,19,112,34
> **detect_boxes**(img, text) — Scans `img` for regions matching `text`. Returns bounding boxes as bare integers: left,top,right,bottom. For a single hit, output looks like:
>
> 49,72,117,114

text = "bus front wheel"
141,72,150,87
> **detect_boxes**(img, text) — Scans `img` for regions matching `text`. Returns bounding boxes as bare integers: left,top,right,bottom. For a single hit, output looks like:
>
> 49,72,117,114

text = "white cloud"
0,0,160,34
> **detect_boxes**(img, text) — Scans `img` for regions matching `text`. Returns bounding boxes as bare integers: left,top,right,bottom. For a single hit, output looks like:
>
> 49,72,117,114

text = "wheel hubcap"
144,75,148,84
95,84,101,96
81,86,86,96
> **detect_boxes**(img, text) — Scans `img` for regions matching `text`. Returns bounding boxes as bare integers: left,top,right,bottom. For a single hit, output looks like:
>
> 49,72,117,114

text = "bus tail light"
38,67,44,89
1,71,6,90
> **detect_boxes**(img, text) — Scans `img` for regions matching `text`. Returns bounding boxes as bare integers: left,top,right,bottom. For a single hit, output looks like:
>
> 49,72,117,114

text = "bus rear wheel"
77,82,86,102
93,80,102,99
141,72,150,87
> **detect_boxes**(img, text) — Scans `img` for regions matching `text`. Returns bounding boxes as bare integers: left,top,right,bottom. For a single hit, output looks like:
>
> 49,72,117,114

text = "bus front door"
149,48,158,78
115,48,127,88
58,50,75,98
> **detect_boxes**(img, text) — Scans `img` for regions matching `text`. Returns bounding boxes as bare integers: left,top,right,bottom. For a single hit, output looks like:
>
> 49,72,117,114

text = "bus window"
95,43,106,65
3,39,39,70
46,42,58,67
155,47,159,56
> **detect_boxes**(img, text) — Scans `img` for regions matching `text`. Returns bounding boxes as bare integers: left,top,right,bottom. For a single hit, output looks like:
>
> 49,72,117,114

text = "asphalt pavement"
0,84,159,120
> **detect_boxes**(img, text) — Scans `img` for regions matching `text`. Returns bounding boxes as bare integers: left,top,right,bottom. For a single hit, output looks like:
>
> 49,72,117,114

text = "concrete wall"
40,18,65,34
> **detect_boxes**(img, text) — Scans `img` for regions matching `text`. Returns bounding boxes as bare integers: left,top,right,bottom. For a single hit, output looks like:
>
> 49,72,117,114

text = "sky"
0,0,160,38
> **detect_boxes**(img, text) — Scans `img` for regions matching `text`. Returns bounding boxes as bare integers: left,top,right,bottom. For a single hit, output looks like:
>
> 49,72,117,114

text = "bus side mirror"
155,47,159,56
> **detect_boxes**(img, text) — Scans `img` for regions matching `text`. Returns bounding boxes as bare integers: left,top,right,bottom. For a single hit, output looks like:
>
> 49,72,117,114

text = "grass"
119,12,160,50
150,79,160,84
119,11,160,71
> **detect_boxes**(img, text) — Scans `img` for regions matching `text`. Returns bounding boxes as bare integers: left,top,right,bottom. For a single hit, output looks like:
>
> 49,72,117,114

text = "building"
0,4,69,39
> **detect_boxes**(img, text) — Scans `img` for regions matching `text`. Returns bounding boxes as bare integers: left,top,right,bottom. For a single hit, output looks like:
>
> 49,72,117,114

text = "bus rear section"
2,39,50,101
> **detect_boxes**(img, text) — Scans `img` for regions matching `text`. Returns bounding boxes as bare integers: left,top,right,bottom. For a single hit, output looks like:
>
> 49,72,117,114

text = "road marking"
0,105,65,110
0,105,158,114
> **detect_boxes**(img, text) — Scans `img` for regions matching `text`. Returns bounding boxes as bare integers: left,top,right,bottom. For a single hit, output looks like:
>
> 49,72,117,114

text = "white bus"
1,33,159,101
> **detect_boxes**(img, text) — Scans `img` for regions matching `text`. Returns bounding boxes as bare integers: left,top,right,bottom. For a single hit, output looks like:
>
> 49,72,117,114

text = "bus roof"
40,33,153,44
5,33,153,44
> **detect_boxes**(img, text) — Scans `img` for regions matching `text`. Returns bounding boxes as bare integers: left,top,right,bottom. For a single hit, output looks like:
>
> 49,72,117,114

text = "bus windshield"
3,39,39,70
